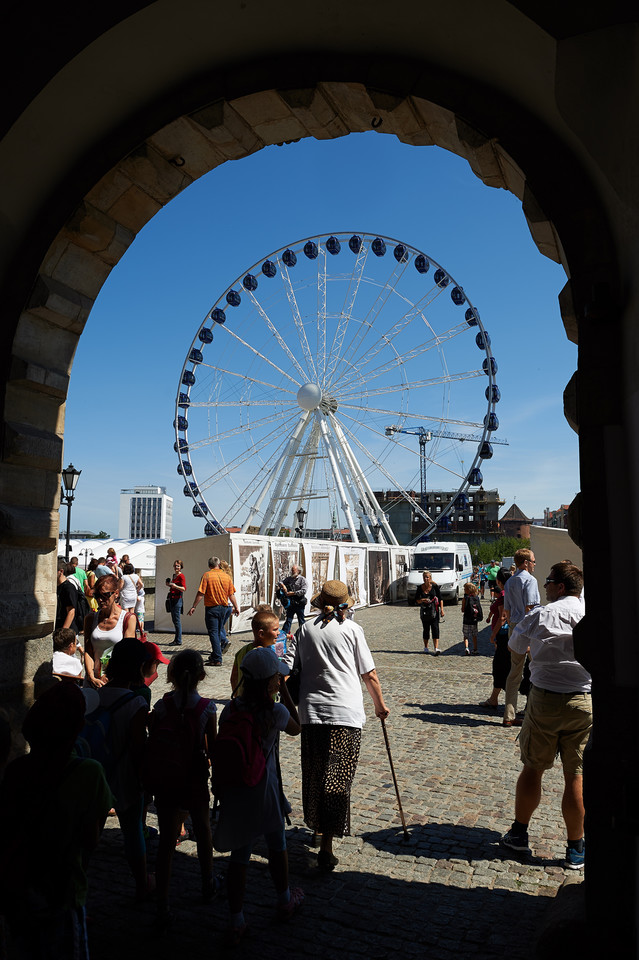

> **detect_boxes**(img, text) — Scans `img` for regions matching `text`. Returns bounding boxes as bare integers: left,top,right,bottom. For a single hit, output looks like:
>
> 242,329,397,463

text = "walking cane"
380,717,410,841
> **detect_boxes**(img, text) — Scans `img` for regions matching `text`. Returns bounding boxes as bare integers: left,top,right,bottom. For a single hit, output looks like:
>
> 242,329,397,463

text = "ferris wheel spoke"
196,363,297,396
334,323,470,396
334,414,435,524
317,249,328,385
324,243,370,386
337,402,484,429
337,370,483,404
187,399,297,408
278,259,319,383
242,288,310,383
195,430,292,491
336,255,411,366
218,323,303,388
327,288,459,394
186,408,300,447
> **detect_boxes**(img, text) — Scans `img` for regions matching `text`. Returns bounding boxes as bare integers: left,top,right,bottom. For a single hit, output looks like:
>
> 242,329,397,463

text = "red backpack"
211,701,266,790
142,694,210,796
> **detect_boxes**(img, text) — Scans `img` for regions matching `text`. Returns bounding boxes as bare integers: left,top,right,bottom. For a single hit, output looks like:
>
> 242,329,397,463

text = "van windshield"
415,553,454,572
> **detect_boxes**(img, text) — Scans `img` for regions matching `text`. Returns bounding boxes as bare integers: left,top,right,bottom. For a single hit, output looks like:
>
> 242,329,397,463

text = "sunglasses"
96,591,116,602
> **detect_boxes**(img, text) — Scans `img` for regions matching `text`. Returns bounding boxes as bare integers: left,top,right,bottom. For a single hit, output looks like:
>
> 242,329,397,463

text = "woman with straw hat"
293,580,389,871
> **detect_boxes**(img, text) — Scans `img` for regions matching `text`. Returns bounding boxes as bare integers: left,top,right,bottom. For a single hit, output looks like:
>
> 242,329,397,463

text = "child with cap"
229,604,281,696
214,646,303,944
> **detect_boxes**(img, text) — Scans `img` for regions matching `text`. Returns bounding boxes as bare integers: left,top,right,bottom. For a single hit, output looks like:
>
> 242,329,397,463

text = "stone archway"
1,5,636,951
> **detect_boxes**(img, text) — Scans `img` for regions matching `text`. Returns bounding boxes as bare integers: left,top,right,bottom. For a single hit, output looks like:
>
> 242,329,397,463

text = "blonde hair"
251,606,278,635
465,582,479,596
220,560,232,574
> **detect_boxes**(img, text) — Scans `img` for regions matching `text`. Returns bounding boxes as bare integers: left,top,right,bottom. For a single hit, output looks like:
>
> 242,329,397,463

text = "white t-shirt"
52,650,83,677
509,594,590,693
294,614,375,727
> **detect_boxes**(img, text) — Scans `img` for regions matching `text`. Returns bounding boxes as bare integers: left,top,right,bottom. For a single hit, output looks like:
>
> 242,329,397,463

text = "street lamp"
60,463,81,561
295,506,307,539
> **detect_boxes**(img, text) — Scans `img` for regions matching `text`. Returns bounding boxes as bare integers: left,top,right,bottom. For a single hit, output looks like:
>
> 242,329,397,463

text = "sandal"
479,701,498,710
176,826,195,845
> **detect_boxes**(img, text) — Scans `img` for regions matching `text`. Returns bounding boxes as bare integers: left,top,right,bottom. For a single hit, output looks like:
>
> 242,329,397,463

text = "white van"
407,541,473,605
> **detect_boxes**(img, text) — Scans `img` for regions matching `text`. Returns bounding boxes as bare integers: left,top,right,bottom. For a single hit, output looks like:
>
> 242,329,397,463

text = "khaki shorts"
519,685,592,776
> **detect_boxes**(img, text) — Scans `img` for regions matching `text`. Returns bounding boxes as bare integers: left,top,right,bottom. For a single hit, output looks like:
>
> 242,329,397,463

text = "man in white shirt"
500,561,590,870
502,548,540,727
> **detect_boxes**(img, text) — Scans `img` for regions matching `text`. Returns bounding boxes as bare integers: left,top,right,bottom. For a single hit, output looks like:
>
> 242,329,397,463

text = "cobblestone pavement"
86,601,581,960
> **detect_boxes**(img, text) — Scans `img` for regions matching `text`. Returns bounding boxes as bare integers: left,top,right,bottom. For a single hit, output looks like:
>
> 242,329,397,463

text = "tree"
473,537,530,565
96,530,110,539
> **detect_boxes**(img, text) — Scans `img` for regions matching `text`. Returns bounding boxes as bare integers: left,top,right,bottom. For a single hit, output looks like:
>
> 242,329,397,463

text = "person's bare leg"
562,772,585,843
514,765,544,826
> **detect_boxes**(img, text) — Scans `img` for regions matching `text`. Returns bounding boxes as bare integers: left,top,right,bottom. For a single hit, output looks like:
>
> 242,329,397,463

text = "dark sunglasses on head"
96,591,116,601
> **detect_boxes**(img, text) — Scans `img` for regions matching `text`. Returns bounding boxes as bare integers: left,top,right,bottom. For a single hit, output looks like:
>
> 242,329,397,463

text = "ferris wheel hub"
296,382,322,410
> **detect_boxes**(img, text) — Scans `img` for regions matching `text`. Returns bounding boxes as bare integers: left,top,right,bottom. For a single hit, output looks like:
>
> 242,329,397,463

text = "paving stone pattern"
86,601,579,959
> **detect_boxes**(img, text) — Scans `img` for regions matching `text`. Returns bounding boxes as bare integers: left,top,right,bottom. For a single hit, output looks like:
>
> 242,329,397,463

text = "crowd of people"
0,547,590,957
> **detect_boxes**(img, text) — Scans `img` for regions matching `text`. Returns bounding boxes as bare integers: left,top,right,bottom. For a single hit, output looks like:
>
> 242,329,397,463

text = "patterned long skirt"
301,724,362,837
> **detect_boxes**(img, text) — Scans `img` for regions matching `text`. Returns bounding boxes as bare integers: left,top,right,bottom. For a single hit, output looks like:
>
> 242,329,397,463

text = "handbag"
165,596,171,613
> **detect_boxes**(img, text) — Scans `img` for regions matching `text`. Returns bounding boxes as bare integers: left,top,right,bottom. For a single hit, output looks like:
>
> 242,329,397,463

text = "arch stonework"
1,3,637,950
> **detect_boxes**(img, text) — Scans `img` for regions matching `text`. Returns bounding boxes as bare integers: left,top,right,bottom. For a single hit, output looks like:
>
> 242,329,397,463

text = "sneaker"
221,641,230,653
500,829,531,855
464,648,471,656
201,872,225,903
564,843,585,870
421,648,429,654
277,887,305,921
433,649,441,656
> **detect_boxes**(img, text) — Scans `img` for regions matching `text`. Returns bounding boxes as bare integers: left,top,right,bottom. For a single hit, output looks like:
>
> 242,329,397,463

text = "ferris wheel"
174,232,501,544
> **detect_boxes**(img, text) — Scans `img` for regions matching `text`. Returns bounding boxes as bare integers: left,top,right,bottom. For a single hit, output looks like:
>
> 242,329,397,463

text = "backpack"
211,701,266,790
142,694,210,796
67,574,91,632
419,588,439,621
76,691,135,782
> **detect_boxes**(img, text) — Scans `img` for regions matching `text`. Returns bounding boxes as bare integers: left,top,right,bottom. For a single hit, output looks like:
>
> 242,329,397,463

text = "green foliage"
473,536,530,565
96,530,110,539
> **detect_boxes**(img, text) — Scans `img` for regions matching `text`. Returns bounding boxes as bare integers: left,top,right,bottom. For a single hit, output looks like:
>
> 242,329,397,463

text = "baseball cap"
241,646,290,680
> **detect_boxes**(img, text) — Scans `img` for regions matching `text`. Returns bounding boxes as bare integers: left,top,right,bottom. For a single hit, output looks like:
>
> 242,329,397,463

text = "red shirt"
169,572,186,600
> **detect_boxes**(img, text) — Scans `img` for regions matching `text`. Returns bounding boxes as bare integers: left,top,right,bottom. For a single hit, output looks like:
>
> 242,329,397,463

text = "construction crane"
384,424,509,509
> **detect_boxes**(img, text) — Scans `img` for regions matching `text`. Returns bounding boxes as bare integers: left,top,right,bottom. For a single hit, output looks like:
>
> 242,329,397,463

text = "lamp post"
294,506,307,539
60,463,81,561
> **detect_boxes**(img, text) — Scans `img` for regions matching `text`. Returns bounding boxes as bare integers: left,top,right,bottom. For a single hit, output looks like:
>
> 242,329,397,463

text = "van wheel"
453,589,460,605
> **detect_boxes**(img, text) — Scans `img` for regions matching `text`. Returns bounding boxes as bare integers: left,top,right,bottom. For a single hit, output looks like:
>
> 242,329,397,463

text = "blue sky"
63,132,578,541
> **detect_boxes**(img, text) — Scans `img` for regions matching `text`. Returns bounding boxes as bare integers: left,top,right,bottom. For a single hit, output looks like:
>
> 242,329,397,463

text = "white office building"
119,486,173,540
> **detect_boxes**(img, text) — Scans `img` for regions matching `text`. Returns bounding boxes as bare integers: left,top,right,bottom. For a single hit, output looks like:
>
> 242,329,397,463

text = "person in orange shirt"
188,557,240,666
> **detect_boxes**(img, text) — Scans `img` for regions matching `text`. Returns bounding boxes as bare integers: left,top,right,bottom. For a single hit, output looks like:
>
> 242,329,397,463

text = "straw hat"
310,579,354,610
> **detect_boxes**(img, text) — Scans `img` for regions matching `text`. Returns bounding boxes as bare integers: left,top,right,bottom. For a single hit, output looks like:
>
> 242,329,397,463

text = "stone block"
189,100,263,160
2,421,63,473
6,360,68,402
411,97,460,153
559,281,578,344
148,116,227,179
11,310,78,373
320,81,375,133
0,498,58,550
563,371,578,433
230,89,293,127
107,183,162,234
63,202,135,266
279,86,349,140
118,142,192,205
26,278,93,330
0,462,61,510
4,385,65,442
523,183,563,264
40,240,113,301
